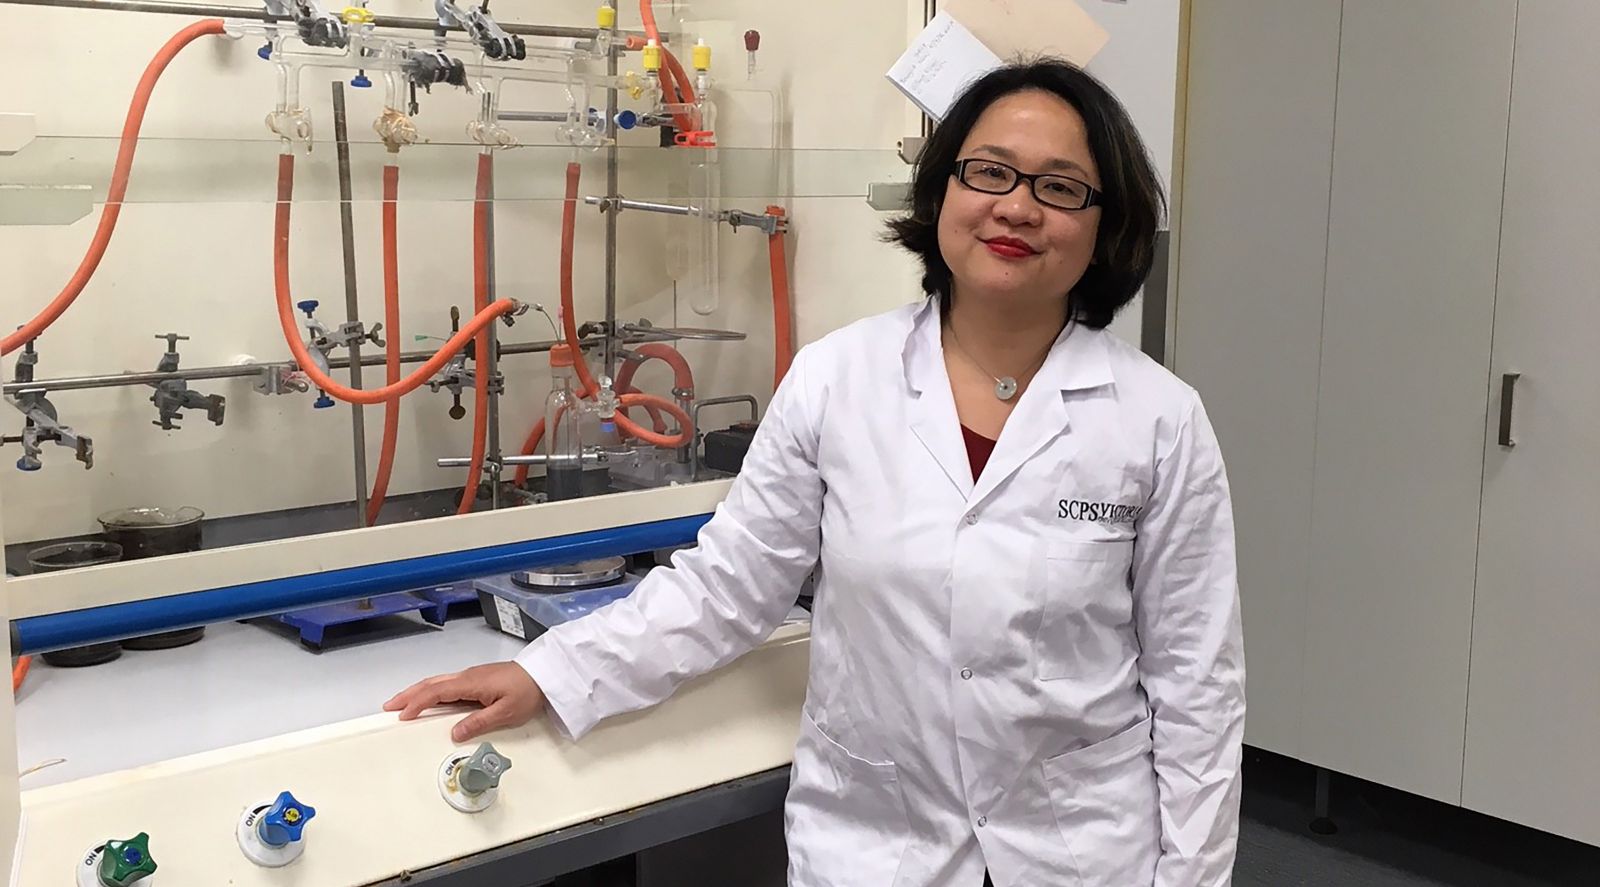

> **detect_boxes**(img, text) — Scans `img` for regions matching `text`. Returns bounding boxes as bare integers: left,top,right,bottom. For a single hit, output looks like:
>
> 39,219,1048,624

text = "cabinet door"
1463,0,1600,847
1299,0,1516,804
1174,0,1342,758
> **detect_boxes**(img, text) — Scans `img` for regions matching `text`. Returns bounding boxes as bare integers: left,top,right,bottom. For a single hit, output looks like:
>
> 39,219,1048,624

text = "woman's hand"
384,662,548,743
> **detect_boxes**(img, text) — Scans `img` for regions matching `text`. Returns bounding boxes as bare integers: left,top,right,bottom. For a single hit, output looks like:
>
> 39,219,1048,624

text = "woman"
387,59,1245,886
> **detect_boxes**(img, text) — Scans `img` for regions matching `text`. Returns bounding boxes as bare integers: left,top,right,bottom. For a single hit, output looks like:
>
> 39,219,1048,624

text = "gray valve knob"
458,742,512,795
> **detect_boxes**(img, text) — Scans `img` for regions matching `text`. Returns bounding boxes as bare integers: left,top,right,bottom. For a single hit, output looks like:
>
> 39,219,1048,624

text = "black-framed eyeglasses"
954,158,1102,211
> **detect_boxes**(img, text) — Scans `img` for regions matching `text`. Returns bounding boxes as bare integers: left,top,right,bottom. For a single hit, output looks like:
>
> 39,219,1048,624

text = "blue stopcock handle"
258,43,272,60
351,72,372,88
15,458,38,472
615,110,638,131
296,300,319,318
257,791,316,848
313,392,335,409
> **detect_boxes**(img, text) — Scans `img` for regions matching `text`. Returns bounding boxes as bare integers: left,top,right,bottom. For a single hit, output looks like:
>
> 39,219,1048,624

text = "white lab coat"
518,297,1246,887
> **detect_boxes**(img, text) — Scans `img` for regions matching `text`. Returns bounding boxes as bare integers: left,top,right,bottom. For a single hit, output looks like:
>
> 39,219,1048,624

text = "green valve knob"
97,832,157,886
459,742,512,795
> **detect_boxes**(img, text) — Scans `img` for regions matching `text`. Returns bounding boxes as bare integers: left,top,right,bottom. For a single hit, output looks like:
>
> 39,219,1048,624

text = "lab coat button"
960,668,973,680
977,816,988,828
964,513,978,526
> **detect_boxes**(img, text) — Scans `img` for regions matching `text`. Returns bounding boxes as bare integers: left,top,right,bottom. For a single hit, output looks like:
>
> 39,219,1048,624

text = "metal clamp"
253,364,311,396
266,0,351,48
725,208,788,236
148,333,225,430
585,195,788,235
4,394,92,470
0,337,91,469
435,0,526,60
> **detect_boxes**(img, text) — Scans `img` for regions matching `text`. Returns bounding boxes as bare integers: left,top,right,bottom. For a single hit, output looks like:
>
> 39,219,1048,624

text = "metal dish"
510,556,628,591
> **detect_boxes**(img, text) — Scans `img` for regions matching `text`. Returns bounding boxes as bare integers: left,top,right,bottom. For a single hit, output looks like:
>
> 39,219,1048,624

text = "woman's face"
936,89,1102,313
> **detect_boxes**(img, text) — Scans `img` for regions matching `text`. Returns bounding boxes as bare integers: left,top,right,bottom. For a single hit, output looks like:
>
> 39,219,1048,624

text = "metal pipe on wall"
0,331,731,397
482,111,503,511
332,81,371,526
603,14,622,381
7,0,643,41
0,338,601,396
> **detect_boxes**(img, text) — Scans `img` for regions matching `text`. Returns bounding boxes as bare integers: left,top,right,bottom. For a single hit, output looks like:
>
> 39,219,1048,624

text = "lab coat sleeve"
514,346,824,740
1131,396,1246,887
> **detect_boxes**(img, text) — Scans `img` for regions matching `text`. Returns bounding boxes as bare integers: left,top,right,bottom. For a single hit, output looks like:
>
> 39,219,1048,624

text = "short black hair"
885,59,1166,329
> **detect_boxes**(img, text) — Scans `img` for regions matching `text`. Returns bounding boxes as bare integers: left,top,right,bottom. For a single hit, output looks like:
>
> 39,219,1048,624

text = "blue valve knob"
614,109,638,131
257,791,316,848
313,392,335,409
15,458,38,472
296,300,319,318
351,72,372,88
257,43,272,61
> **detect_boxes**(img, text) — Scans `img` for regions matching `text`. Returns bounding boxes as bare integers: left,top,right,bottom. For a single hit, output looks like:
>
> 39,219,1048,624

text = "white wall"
0,0,922,543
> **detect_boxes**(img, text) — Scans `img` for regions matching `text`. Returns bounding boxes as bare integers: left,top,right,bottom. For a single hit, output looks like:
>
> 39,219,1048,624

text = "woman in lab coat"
388,59,1245,887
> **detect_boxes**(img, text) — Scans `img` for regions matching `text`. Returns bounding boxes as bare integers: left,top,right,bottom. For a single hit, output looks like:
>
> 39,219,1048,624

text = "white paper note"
886,12,1004,122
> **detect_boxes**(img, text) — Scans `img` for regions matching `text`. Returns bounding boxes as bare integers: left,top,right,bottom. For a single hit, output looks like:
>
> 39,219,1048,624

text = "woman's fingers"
386,664,543,737
383,672,459,712
397,675,486,721
451,702,506,743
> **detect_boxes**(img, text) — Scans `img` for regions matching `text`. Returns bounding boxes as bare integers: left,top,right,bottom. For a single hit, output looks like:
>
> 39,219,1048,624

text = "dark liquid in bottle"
546,465,583,501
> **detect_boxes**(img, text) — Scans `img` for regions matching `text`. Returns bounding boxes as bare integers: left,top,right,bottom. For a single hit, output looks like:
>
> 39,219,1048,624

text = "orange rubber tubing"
511,389,692,486
458,154,495,516
555,162,691,446
639,0,661,41
616,343,695,393
614,381,668,434
1,19,227,357
514,161,694,488
661,48,698,132
766,205,794,390
365,164,404,527
613,344,689,438
512,417,546,488
637,1,698,133
275,154,518,405
12,656,30,694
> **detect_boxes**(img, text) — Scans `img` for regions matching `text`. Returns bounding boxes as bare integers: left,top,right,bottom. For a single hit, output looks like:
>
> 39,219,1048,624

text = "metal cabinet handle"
1498,372,1521,448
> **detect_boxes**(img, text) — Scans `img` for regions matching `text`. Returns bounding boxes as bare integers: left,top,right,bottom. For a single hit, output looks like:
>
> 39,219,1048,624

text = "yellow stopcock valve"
623,70,646,100
643,39,662,72
692,38,712,72
341,6,374,25
596,4,616,30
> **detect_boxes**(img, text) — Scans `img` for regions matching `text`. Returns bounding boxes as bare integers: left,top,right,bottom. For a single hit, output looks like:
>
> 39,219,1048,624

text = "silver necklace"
946,323,1055,402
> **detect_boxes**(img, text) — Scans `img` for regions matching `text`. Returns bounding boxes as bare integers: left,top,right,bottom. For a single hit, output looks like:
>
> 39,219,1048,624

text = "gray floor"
552,748,1600,886
1236,748,1599,886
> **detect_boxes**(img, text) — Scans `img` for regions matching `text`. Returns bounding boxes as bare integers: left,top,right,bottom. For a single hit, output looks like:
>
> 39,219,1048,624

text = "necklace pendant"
995,377,1019,401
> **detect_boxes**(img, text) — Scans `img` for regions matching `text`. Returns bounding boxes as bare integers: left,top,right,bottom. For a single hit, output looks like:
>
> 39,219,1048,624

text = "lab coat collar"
901,297,1116,504
899,297,1116,396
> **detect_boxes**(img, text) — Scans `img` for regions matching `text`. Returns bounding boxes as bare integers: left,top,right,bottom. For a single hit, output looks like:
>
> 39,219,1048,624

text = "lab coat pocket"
786,710,909,886
1037,540,1137,681
1043,715,1161,886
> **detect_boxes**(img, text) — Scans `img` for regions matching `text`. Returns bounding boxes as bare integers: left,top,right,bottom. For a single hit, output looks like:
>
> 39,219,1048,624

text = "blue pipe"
12,514,710,656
